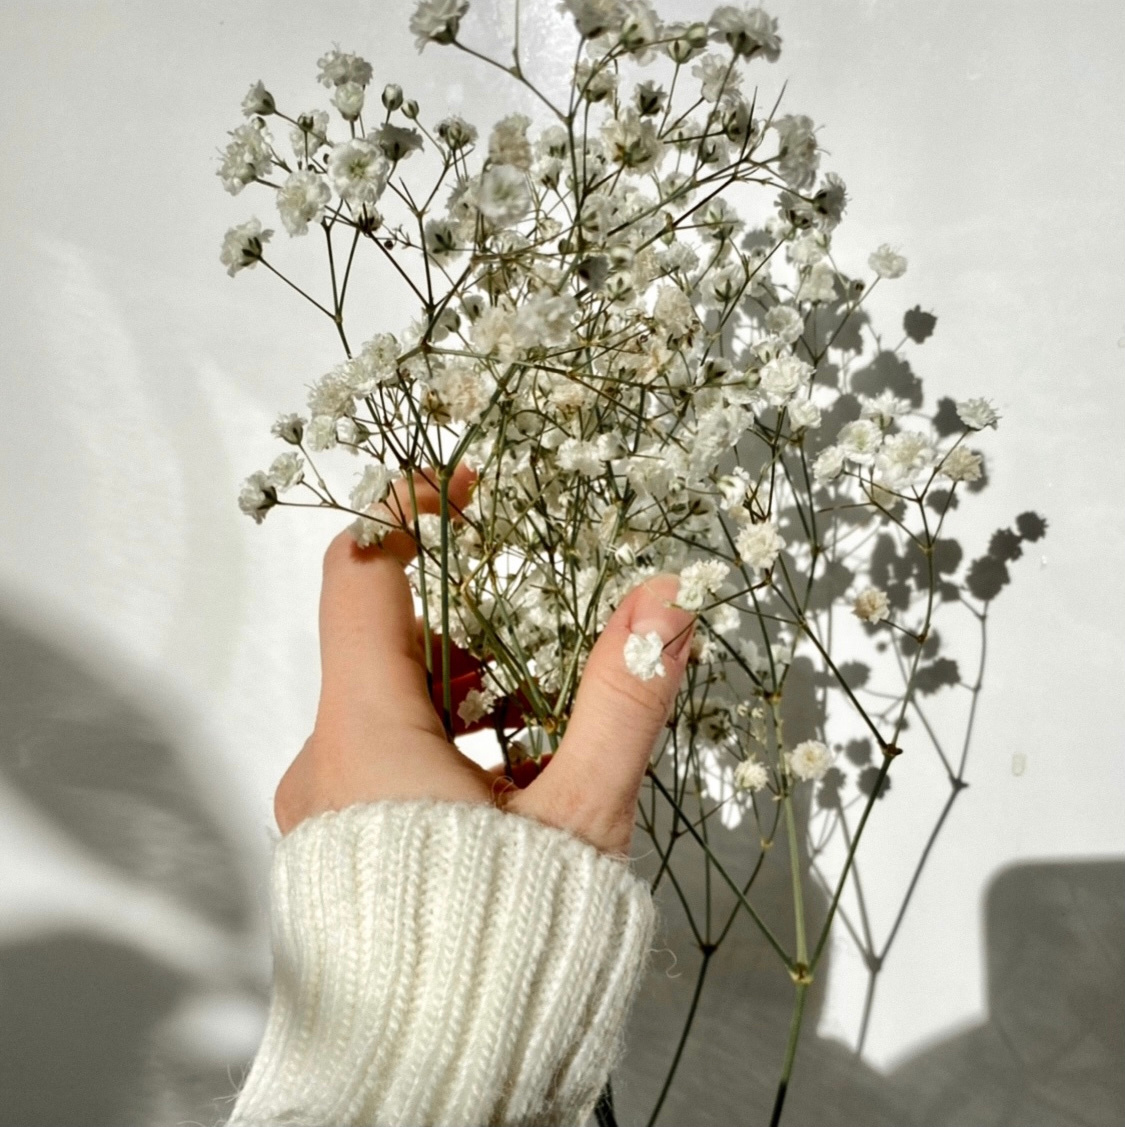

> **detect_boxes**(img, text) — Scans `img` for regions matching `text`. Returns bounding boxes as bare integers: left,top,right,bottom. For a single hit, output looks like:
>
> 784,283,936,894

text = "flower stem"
769,981,809,1127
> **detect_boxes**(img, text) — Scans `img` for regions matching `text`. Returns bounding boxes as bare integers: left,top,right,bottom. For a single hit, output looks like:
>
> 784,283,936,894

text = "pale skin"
274,462,697,857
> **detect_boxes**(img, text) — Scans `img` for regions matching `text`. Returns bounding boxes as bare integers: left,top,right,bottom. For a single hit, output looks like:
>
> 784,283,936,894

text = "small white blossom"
758,353,812,406
860,390,912,427
271,413,305,444
350,464,393,511
328,139,389,205
692,52,743,102
786,739,832,781
349,513,389,548
437,115,478,149
489,114,533,170
837,419,883,465
238,471,277,523
765,304,804,343
560,0,623,37
736,520,784,570
241,81,275,117
869,244,907,279
875,431,934,489
457,687,498,725
332,81,366,121
716,466,751,510
708,5,781,60
653,284,698,341
305,415,339,451
796,260,837,303
220,218,273,277
267,452,304,492
603,110,664,174
290,110,330,161
478,165,532,225
956,397,1000,430
853,586,890,624
276,170,331,236
708,602,740,635
676,559,730,610
317,47,374,88
788,399,821,430
410,0,469,50
624,630,667,681
813,445,845,484
939,446,983,483
774,114,819,190
218,121,274,195
733,757,770,792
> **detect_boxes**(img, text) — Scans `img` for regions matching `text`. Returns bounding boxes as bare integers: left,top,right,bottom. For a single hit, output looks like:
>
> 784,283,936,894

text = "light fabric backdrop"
1,2,1122,1124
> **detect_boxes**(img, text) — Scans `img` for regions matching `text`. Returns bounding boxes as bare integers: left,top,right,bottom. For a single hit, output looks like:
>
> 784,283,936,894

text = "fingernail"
630,579,696,662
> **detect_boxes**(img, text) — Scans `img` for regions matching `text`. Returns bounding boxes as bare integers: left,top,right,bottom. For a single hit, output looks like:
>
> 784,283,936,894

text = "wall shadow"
0,609,261,1127
619,837,1125,1127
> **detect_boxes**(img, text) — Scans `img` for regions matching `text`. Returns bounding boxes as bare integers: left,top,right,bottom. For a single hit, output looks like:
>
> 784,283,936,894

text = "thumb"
517,575,694,853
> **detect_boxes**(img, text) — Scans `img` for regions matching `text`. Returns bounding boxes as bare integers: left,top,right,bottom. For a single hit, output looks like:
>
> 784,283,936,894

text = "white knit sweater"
228,800,656,1127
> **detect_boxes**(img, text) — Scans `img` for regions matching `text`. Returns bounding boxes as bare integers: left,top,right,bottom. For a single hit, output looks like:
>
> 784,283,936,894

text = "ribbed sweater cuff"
228,800,656,1127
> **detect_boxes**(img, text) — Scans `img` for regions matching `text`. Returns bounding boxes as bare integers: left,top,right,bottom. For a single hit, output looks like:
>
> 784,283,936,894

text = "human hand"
273,464,696,857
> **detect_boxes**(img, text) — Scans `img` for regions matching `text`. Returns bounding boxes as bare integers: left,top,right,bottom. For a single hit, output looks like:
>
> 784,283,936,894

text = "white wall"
1,2,1122,1124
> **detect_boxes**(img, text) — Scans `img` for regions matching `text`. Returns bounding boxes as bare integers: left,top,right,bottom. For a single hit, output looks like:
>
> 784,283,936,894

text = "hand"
274,464,696,856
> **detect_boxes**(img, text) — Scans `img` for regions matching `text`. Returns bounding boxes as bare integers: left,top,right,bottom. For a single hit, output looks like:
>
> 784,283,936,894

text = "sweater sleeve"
226,799,656,1127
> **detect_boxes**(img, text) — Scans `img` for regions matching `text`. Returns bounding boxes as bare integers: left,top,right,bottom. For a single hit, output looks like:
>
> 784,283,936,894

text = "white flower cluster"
223,0,1001,811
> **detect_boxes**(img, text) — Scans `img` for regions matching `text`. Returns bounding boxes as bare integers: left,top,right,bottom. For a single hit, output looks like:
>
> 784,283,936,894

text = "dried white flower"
457,687,498,725
939,446,983,483
708,5,781,61
733,757,770,792
624,630,667,680
736,520,784,570
786,739,832,781
853,586,890,624
241,80,275,117
837,419,883,466
317,48,373,88
956,397,1000,430
267,452,304,492
218,121,274,195
350,464,393,511
220,218,273,277
410,0,469,50
328,139,389,205
869,244,907,279
676,559,730,610
276,170,331,236
238,471,277,523
477,165,532,225
332,81,366,121
813,445,845,484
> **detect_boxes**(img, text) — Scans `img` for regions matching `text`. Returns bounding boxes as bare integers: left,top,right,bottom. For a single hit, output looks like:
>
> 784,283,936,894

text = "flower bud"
402,99,420,120
382,83,403,111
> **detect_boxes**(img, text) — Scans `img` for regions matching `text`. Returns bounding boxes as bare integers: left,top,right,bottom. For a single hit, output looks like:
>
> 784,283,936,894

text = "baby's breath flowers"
624,631,668,681
785,739,833,782
853,586,891,624
218,3,1011,1119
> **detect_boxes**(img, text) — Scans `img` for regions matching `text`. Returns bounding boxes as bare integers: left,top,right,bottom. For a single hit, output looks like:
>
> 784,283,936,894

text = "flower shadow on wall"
613,291,1059,1127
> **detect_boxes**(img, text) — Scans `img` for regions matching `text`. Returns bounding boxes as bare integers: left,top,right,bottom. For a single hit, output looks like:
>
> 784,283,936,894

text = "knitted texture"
227,800,656,1127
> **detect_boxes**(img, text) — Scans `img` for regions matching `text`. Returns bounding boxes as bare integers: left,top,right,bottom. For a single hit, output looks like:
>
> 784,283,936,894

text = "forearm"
228,800,655,1127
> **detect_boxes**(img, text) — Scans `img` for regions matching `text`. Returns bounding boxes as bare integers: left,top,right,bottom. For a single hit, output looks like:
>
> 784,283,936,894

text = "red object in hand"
426,631,533,736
